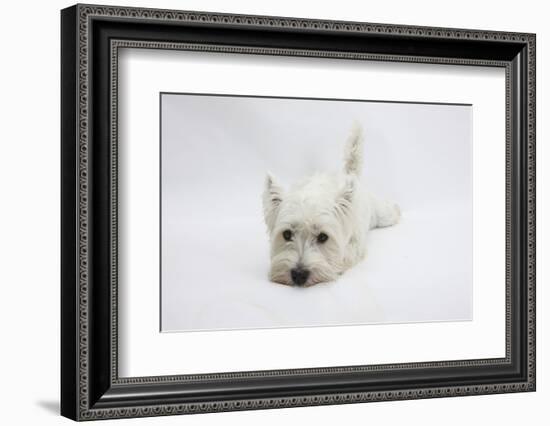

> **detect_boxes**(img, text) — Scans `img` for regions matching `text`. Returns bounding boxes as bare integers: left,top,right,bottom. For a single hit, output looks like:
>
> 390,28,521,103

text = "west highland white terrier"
263,124,400,287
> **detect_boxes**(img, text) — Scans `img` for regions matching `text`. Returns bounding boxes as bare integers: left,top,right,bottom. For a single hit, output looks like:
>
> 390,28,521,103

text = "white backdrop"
0,1,547,426
161,94,473,331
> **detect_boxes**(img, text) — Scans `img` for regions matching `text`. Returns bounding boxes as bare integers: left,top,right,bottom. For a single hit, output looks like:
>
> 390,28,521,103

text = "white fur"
263,124,400,287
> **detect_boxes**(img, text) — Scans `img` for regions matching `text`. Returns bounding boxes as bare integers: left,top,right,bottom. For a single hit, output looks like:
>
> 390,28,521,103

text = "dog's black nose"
291,268,310,286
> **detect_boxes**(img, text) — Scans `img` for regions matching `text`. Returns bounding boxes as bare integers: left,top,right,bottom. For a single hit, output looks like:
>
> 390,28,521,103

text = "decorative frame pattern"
61,3,536,421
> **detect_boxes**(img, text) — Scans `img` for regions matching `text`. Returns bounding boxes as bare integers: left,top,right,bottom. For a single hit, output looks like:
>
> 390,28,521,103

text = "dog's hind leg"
370,197,401,229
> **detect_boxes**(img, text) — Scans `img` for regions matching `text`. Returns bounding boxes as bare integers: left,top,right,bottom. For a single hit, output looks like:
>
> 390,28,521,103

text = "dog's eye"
282,230,293,241
317,233,329,243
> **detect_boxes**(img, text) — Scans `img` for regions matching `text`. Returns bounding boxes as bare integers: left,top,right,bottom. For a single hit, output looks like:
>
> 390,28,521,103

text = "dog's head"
262,173,356,287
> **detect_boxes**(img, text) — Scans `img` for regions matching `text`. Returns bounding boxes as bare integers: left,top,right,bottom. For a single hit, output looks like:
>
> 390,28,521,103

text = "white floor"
161,200,472,332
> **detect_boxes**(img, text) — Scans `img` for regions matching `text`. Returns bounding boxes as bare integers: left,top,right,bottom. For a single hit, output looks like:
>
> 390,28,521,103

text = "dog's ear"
336,176,356,215
263,173,284,232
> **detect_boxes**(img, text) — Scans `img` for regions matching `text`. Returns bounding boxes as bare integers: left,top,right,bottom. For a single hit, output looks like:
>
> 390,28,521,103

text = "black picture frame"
61,3,536,421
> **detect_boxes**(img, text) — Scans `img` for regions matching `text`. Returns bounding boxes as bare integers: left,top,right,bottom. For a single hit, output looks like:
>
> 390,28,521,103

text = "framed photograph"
61,4,536,421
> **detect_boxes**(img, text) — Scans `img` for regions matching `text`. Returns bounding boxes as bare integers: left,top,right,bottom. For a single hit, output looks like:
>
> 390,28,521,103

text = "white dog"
262,124,400,287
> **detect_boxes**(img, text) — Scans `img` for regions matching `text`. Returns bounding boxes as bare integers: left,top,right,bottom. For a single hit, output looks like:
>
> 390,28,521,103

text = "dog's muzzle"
291,267,310,286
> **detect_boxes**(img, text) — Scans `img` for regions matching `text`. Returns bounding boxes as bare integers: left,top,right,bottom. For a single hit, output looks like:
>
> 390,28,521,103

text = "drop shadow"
36,400,59,416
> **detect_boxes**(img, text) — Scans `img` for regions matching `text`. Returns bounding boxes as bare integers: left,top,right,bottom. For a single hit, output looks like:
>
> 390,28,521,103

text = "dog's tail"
343,121,364,176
